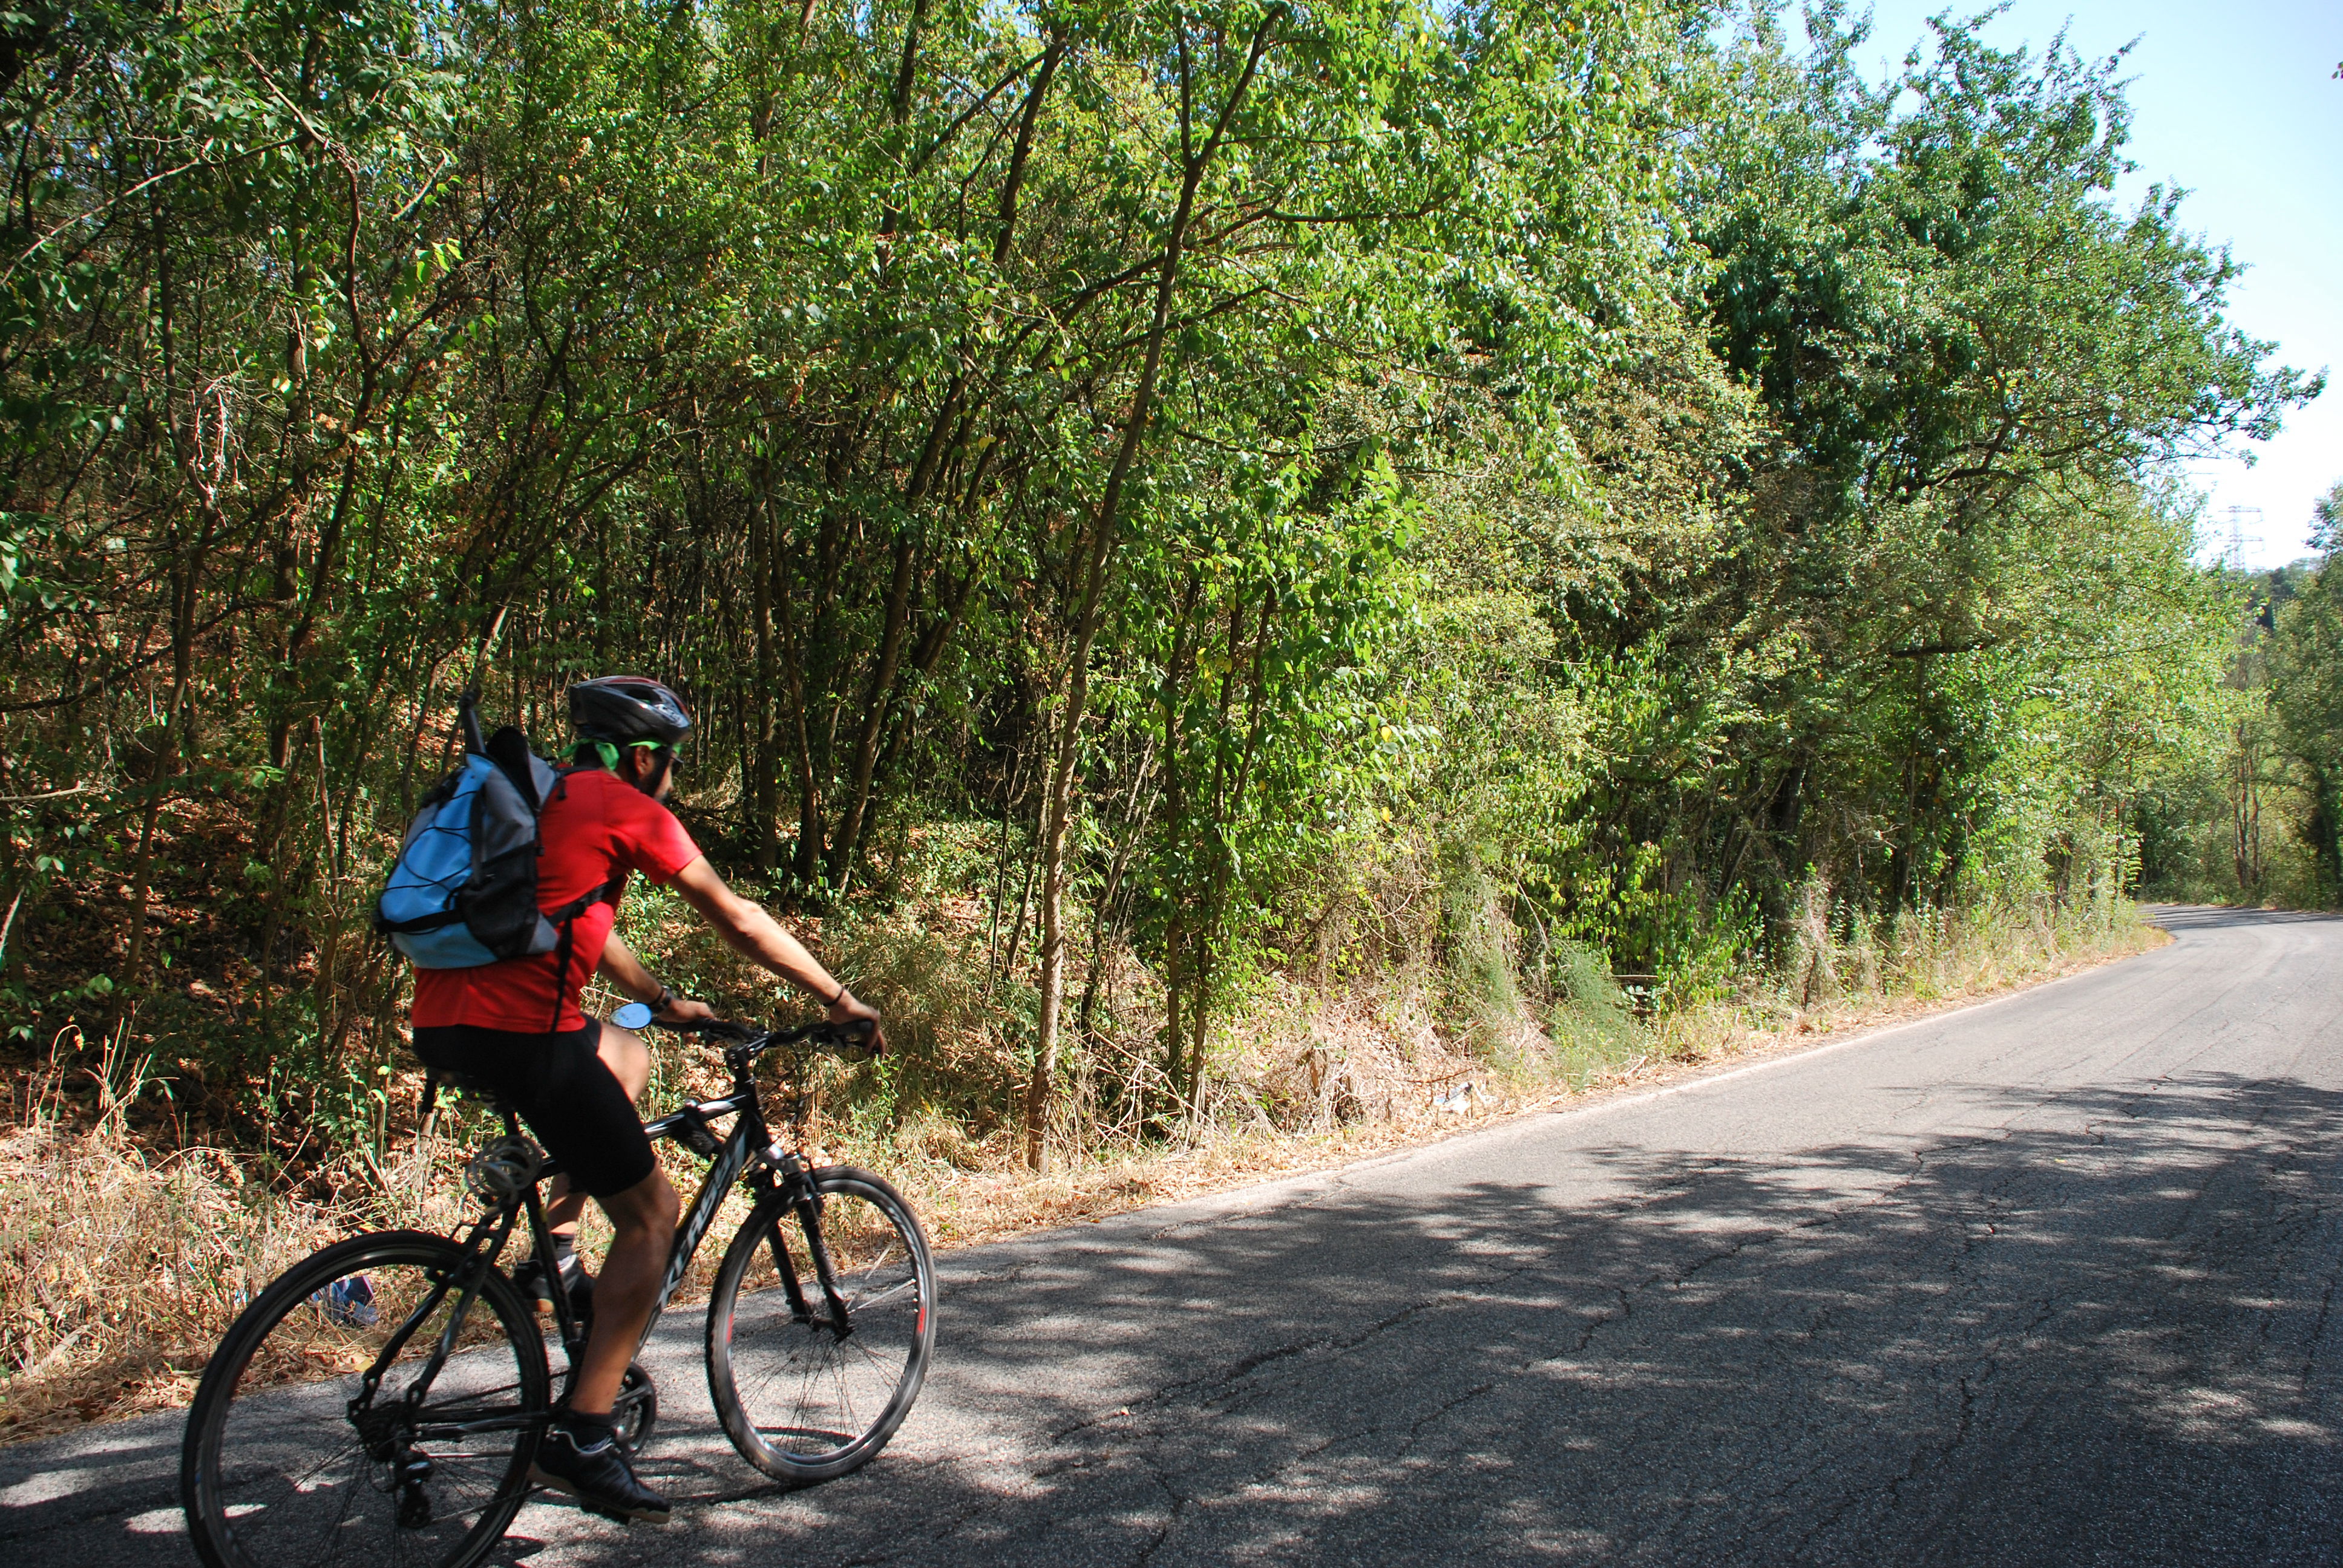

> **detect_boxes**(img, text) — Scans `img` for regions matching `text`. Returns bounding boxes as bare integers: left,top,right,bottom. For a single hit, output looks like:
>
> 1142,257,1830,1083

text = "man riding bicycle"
405,675,883,1524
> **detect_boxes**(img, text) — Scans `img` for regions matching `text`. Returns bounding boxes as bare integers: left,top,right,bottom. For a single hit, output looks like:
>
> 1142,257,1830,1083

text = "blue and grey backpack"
375,692,613,969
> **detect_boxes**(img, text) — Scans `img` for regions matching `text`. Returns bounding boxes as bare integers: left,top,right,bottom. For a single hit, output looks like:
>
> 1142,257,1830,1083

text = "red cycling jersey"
411,765,701,1033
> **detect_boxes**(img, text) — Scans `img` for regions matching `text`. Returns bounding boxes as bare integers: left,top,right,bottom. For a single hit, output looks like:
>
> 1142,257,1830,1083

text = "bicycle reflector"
465,1137,542,1205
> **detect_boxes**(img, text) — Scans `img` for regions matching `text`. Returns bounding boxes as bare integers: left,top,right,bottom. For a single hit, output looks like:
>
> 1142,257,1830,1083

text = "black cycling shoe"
529,1418,670,1524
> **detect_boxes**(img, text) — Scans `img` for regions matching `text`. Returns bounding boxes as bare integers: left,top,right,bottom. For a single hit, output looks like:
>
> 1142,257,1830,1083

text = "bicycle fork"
754,1157,855,1340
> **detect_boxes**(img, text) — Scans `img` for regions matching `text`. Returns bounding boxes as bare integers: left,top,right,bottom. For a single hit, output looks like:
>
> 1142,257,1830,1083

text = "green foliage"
2260,480,2343,903
0,0,2316,1161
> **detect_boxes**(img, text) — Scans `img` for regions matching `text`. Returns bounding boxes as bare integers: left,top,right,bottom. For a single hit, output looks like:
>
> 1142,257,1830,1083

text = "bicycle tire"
705,1166,936,1484
180,1229,549,1568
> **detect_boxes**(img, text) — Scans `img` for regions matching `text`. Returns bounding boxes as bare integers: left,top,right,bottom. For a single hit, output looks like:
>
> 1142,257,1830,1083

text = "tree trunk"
123,561,197,988
825,533,917,888
775,578,823,888
1076,740,1158,1039
1184,935,1214,1117
1159,911,1185,1117
1178,591,1272,1116
985,739,1027,981
750,492,780,869
1024,603,1102,1169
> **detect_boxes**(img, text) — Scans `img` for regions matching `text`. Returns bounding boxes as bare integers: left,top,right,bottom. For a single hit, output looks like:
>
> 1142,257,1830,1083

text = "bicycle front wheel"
706,1167,936,1484
180,1230,549,1568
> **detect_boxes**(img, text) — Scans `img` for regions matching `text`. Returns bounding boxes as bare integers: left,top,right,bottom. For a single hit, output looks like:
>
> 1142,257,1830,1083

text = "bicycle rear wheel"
180,1230,549,1568
706,1167,935,1484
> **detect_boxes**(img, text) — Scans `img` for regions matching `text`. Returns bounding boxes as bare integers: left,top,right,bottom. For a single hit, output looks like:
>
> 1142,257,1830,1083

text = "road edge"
944,921,2178,1266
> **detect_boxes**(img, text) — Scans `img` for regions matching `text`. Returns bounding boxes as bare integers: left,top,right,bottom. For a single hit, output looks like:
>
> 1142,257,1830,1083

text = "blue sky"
1818,1,2341,566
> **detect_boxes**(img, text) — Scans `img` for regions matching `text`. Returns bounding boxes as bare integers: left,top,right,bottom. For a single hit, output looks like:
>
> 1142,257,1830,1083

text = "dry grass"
0,896,2163,1446
0,1024,471,1441
1656,889,2167,1062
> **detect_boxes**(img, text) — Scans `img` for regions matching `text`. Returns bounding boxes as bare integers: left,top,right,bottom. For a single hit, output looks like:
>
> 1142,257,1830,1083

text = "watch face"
612,1001,655,1030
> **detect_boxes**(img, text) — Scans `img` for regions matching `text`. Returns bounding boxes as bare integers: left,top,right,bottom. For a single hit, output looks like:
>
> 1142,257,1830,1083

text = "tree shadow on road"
580,1069,2343,1566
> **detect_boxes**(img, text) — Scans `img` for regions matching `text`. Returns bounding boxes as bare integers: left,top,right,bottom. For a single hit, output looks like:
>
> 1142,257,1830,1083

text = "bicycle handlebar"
614,1003,879,1062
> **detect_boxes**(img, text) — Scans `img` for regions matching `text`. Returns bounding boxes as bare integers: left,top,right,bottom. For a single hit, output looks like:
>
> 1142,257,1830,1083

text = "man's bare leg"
526,1024,676,1521
531,1160,678,1521
568,1166,679,1416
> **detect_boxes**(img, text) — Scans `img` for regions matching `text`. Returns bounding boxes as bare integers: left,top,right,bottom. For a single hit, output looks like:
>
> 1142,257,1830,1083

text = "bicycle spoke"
842,1333,900,1378
309,1467,362,1568
844,1276,916,1312
241,1434,364,1500
829,1352,861,1437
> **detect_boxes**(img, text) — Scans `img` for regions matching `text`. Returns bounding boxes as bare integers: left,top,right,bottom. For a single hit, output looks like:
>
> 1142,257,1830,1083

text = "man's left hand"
657,995,719,1026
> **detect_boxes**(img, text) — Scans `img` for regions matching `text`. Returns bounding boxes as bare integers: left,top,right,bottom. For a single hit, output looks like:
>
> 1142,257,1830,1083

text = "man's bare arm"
595,933,715,1024
669,857,884,1045
597,933,660,1001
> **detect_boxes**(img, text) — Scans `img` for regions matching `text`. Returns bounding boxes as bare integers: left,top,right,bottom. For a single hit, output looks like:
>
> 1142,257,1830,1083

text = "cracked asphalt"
10,903,2343,1565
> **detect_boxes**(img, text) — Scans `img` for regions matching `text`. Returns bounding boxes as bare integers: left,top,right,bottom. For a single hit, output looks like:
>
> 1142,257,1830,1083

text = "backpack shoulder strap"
543,879,619,923
483,725,544,810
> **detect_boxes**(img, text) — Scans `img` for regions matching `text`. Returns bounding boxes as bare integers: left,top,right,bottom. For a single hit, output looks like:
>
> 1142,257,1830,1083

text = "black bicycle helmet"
568,676,694,746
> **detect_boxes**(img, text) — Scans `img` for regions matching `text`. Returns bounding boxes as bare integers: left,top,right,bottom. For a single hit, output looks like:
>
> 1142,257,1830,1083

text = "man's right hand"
828,988,886,1055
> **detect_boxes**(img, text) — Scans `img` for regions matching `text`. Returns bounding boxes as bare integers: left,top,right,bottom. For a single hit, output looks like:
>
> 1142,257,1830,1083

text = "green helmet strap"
569,739,664,772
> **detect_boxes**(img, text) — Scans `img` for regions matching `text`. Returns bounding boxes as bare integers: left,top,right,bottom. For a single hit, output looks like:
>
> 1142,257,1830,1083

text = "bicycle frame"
178,1012,909,1568
635,1073,859,1342
350,1035,863,1434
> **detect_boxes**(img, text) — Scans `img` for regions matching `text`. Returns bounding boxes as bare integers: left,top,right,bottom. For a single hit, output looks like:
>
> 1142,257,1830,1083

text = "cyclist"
407,675,883,1524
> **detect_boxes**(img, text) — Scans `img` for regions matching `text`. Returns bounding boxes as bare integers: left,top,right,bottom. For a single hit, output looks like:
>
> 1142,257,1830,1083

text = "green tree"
2269,482,2343,899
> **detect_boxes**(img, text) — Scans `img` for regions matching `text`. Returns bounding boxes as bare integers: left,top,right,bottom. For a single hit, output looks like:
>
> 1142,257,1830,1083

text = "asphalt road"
9,904,2343,1566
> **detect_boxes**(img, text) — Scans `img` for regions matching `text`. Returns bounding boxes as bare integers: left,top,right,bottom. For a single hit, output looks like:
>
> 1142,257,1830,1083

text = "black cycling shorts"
411,1019,656,1199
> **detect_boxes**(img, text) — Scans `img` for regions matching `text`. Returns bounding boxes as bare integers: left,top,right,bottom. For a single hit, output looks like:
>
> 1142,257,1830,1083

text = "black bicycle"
179,1013,936,1568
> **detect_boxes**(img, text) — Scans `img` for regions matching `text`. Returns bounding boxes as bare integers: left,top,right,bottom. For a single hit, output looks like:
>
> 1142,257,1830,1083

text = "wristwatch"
649,984,675,1017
